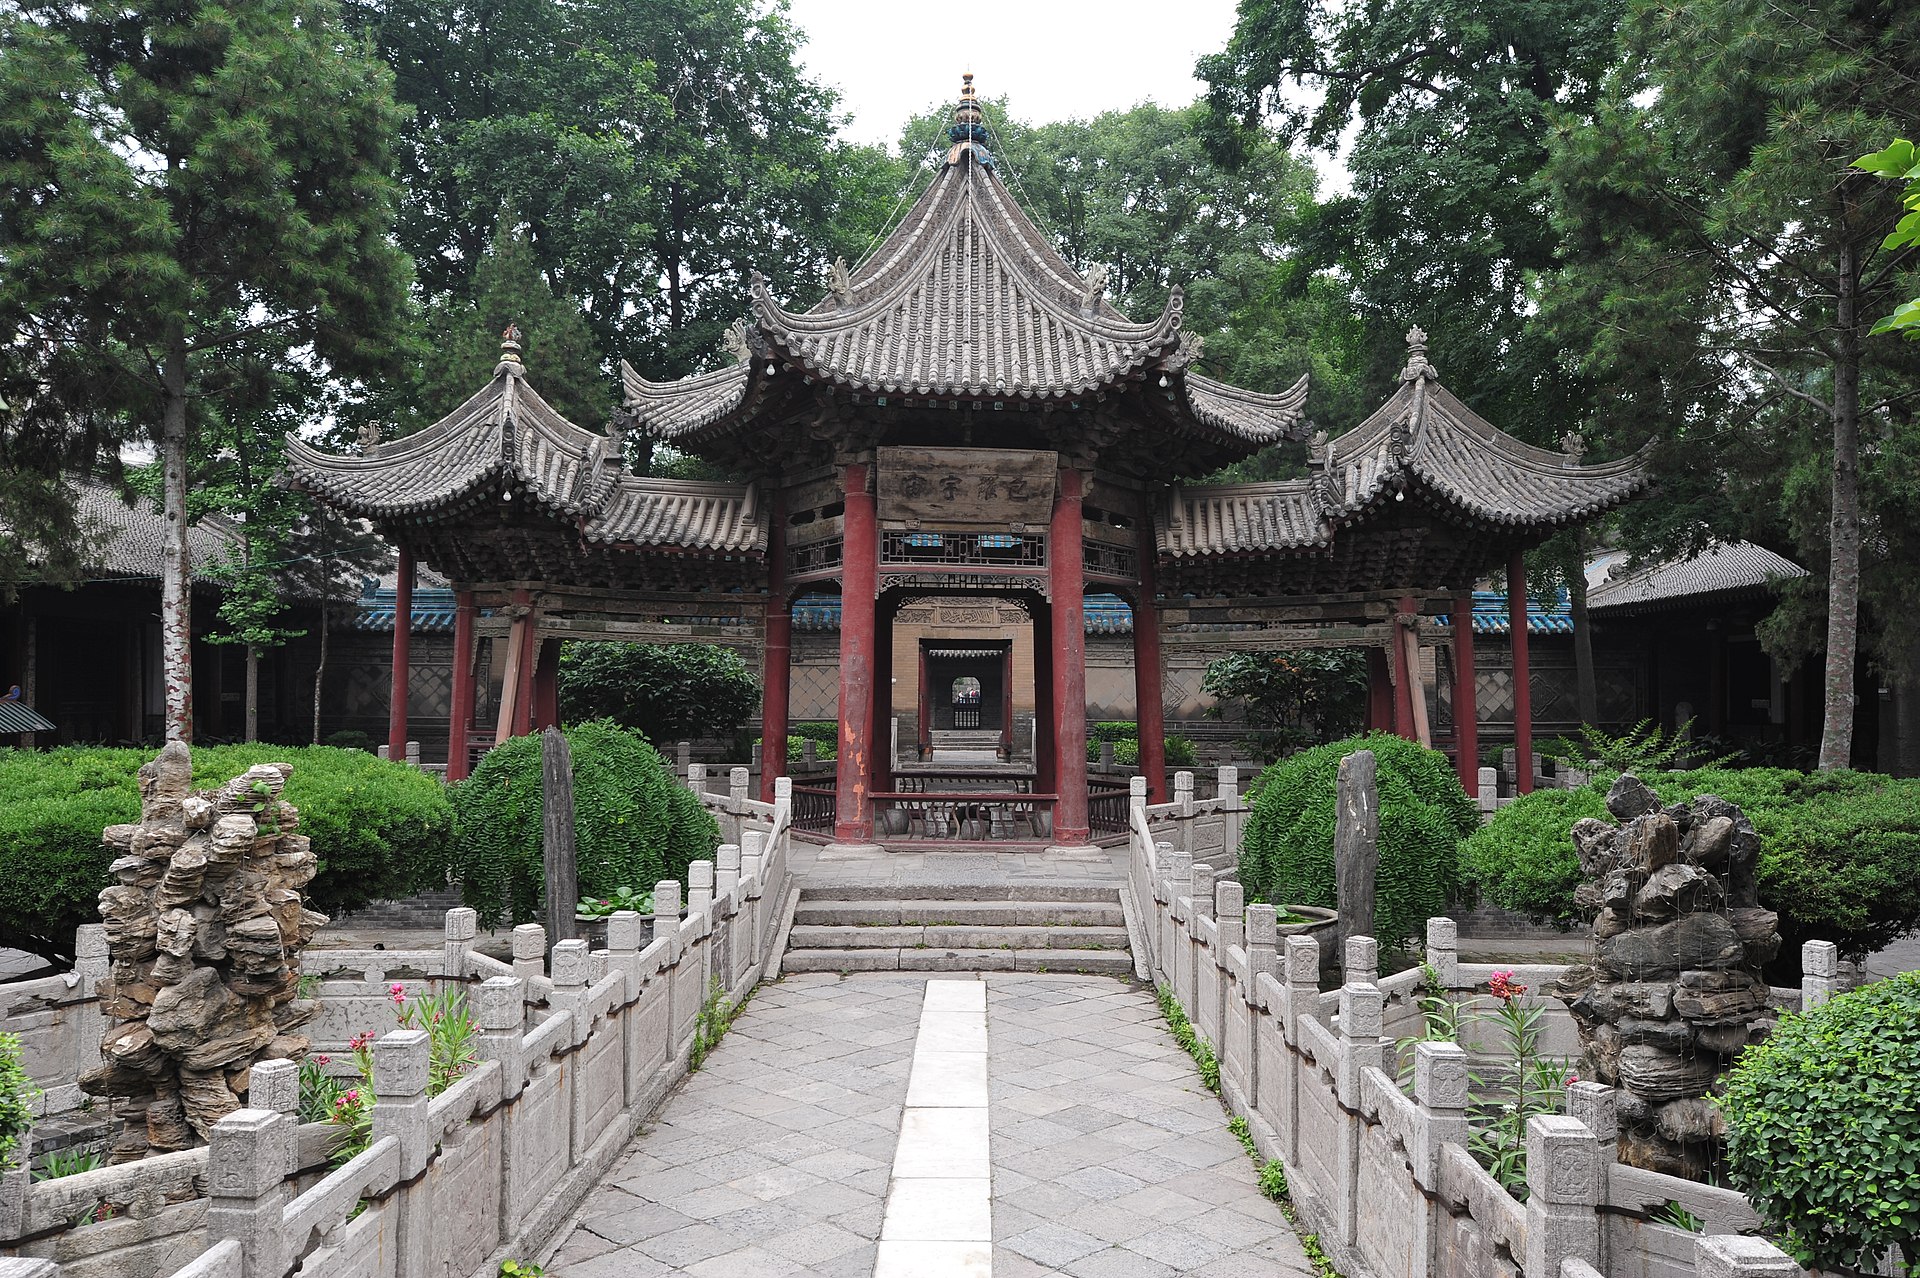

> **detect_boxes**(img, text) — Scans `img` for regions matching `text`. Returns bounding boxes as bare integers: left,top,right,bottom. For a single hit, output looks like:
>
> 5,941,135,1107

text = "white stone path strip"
875,979,993,1277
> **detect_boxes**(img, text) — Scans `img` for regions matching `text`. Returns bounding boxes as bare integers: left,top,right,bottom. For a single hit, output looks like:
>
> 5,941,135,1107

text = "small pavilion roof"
283,334,766,569
1158,330,1651,561
1589,541,1806,615
618,75,1310,472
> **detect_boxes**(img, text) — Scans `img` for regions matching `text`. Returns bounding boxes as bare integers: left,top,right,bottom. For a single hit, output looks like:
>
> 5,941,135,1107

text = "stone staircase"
780,883,1135,976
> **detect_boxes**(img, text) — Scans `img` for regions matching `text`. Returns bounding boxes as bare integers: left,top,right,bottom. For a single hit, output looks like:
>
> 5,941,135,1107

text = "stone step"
798,882,1120,904
787,923,1131,951
795,899,1125,927
779,946,1136,976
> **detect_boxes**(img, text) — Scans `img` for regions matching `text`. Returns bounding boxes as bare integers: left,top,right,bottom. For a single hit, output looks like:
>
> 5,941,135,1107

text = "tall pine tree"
0,0,412,741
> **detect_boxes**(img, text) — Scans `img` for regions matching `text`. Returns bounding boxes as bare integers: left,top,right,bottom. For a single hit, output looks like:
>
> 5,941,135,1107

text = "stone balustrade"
0,781,799,1278
1123,798,1809,1278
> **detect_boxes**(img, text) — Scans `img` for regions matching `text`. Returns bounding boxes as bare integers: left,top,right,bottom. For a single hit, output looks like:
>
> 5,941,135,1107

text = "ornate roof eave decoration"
286,334,621,525
1176,370,1312,446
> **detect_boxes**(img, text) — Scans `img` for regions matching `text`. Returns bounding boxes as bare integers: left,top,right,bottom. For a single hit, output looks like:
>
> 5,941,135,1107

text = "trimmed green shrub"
559,642,760,744
1718,970,1920,1272
0,1031,37,1170
0,745,451,963
1461,768,1920,958
1239,733,1476,951
446,720,718,928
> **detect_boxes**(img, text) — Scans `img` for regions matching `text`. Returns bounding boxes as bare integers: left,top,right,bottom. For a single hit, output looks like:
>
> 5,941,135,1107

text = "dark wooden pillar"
916,641,932,759
494,589,533,741
999,644,1014,762
1451,589,1479,791
1390,608,1416,741
1707,623,1727,737
834,459,878,843
387,545,413,758
1133,495,1167,802
1367,648,1393,730
1508,552,1533,794
760,490,791,803
1050,467,1090,844
871,595,895,797
531,637,560,730
447,590,476,781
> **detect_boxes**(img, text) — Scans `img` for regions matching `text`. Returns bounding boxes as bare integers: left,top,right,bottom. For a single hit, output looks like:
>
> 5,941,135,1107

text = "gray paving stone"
1005,1223,1108,1267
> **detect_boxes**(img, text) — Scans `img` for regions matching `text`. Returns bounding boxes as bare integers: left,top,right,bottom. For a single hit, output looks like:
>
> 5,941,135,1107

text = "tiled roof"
620,361,753,442
751,162,1184,401
1589,541,1807,614
1156,340,1650,560
67,479,243,582
1181,373,1311,445
353,586,462,634
285,358,766,559
1437,589,1575,636
0,700,58,733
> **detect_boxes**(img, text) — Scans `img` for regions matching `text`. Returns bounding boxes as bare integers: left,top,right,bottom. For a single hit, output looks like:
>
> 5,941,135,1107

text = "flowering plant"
316,988,478,1165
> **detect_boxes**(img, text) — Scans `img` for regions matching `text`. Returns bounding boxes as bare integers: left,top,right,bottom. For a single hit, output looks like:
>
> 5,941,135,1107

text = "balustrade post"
1216,880,1245,951
1217,765,1243,857
373,1029,434,1276
1336,976,1386,1248
443,906,479,980
1412,1041,1470,1188
1281,937,1321,1037
1425,916,1461,991
1245,904,1279,999
715,844,741,900
551,939,591,1047
248,1059,300,1177
1344,936,1379,987
652,880,683,957
512,923,546,980
1522,1115,1603,1278
474,976,527,1100
1801,940,1839,1010
687,861,715,917
1478,766,1500,813
1695,1235,1803,1278
204,1109,291,1278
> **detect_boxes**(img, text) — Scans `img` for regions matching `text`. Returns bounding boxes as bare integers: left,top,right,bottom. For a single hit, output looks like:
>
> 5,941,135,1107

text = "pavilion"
286,75,1649,846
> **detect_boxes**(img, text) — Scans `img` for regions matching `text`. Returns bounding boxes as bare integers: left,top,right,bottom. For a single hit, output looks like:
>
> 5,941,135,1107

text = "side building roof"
1589,541,1807,615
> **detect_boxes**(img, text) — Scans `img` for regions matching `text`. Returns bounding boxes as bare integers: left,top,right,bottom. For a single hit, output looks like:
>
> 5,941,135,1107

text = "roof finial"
1561,430,1586,461
946,72,994,168
829,257,854,307
497,321,526,376
1401,324,1434,381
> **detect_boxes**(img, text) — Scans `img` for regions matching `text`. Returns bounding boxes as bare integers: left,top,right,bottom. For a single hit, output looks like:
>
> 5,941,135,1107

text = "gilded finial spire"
946,72,994,168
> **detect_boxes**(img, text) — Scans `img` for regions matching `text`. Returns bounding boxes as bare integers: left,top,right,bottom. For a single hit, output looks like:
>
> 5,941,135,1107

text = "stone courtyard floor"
548,971,1314,1277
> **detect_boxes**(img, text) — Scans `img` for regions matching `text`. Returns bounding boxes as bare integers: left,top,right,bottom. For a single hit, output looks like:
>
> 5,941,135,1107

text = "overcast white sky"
782,0,1243,146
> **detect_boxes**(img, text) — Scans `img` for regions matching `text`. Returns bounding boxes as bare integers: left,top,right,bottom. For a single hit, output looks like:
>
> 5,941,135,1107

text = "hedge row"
0,745,452,962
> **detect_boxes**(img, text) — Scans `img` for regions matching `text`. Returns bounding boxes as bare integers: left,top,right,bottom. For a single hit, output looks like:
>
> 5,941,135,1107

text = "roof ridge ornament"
355,420,383,456
1401,324,1435,381
946,72,994,168
496,321,526,378
721,320,750,364
1078,263,1109,314
829,257,855,307
1561,430,1586,462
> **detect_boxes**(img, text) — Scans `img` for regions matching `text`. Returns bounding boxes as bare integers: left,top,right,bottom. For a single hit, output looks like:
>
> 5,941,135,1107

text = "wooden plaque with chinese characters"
876,447,1058,528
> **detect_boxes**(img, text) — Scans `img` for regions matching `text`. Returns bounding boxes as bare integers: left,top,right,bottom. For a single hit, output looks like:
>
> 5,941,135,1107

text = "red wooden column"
916,642,932,759
1133,493,1167,802
834,459,879,843
1508,552,1534,794
1366,648,1393,730
998,645,1014,761
531,638,560,730
387,546,414,758
1451,589,1479,791
760,490,791,802
1050,468,1090,844
1033,600,1056,796
447,590,476,781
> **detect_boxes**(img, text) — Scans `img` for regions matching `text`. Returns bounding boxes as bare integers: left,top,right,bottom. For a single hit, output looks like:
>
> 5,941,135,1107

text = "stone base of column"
822,841,887,857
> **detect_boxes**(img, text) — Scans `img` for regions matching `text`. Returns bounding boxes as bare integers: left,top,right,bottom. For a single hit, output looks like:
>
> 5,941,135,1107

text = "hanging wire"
849,110,951,271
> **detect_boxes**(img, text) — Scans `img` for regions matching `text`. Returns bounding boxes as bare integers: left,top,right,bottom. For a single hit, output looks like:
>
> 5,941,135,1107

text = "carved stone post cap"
511,923,547,959
1695,1234,1803,1278
207,1109,289,1197
444,907,479,941
606,910,646,952
1173,771,1195,792
1283,936,1320,982
551,938,590,987
1413,1040,1471,1108
1129,776,1148,798
1245,904,1279,947
1425,917,1458,947
477,975,525,1030
1344,935,1379,976
373,1029,432,1098
1565,1080,1618,1143
1524,1114,1602,1206
654,881,683,915
774,776,793,798
1215,879,1244,918
1338,982,1385,1038
1802,939,1839,977
74,923,109,960
248,1059,299,1115
688,861,716,888
716,844,742,870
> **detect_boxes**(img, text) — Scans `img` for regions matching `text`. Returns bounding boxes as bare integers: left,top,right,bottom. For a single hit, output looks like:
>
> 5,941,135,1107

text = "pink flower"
313,1054,331,1066
390,983,407,1005
349,1031,374,1050
1488,969,1528,1001
1567,1073,1580,1085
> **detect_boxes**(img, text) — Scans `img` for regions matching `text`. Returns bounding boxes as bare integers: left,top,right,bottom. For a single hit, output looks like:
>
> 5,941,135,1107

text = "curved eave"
581,476,767,554
1177,372,1311,446
1156,480,1333,557
620,360,756,441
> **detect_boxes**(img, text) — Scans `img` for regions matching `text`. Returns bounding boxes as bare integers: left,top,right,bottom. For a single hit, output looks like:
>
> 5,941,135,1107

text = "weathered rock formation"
81,742,326,1160
1553,773,1779,1178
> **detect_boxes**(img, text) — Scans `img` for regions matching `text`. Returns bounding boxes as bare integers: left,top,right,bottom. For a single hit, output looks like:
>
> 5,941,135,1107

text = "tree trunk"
312,591,328,745
245,645,259,741
160,322,193,744
1819,219,1863,771
1570,528,1599,725
666,180,684,332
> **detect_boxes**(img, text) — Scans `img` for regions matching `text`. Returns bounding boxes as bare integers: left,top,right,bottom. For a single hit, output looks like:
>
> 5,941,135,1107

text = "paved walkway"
549,972,1313,1277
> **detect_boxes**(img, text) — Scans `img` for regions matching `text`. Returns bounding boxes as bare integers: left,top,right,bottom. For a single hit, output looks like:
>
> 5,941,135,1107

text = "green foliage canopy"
444,721,717,928
0,746,450,963
559,643,760,746
1240,733,1476,950
1203,650,1368,761
1718,971,1920,1271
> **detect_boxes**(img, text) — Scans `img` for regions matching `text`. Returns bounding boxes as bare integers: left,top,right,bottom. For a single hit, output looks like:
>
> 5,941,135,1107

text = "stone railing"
0,927,108,1127
0,780,799,1278
1122,779,1807,1278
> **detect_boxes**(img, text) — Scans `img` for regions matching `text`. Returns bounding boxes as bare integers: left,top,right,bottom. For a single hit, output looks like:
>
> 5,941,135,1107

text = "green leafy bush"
560,643,760,744
1239,733,1476,950
1085,723,1198,767
1202,650,1368,760
445,721,717,928
1719,970,1920,1271
784,722,838,762
0,1031,38,1170
0,745,451,963
1462,768,1920,958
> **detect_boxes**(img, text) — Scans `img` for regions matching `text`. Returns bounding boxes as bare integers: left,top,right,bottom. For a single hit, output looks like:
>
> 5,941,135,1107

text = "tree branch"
1744,355,1835,418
